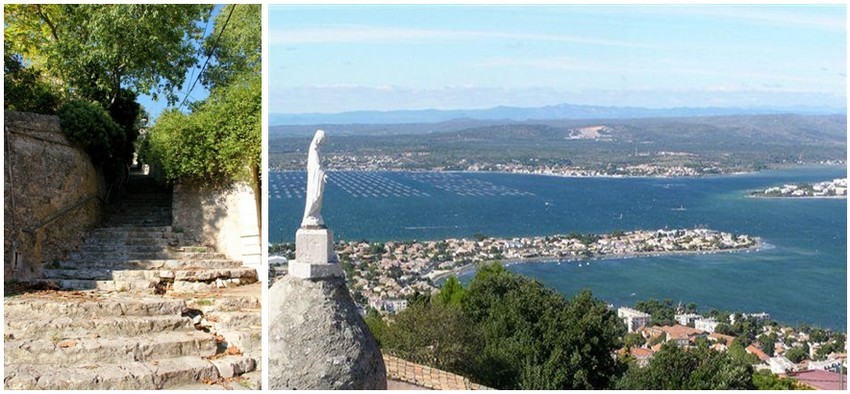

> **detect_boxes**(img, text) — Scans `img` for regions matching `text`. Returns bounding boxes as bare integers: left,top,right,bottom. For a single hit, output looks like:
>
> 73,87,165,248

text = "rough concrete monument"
269,130,387,390
289,130,342,279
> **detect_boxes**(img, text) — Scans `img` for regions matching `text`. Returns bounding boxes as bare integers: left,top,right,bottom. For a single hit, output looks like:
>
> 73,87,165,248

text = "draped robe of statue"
302,130,326,227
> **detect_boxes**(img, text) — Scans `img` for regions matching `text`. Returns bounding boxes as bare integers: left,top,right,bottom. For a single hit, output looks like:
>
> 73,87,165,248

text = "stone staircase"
4,173,262,390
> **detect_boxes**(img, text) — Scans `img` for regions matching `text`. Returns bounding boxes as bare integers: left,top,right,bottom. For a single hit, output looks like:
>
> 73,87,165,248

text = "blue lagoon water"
269,166,847,329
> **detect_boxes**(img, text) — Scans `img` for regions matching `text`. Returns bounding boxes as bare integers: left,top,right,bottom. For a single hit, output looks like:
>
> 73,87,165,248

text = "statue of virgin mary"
302,130,327,227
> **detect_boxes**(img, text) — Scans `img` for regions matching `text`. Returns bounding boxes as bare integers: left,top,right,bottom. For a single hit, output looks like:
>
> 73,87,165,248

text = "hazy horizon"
270,5,846,115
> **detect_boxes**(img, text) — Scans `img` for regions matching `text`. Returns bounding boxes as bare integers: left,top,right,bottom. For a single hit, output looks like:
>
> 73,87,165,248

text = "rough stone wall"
171,182,261,266
4,111,103,280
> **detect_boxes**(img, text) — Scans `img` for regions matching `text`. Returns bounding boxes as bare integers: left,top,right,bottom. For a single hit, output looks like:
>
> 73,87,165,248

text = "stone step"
92,226,172,235
4,355,255,390
216,328,261,359
78,244,209,253
102,221,172,228
4,297,187,319
4,331,217,365
206,311,262,331
84,237,172,246
171,268,258,282
70,251,227,260
33,278,159,293
6,315,193,339
42,267,256,282
56,259,245,271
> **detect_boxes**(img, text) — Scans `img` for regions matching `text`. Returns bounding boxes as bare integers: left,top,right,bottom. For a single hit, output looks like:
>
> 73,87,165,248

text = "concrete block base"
292,227,341,279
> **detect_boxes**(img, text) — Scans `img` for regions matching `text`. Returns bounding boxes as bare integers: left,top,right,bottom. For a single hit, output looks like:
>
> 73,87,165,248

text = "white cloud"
269,24,654,49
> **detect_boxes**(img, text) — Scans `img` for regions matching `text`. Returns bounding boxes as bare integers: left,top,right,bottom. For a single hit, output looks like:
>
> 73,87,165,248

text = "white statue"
302,130,327,227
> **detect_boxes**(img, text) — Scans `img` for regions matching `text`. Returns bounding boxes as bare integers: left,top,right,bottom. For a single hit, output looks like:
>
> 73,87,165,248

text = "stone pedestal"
269,276,387,389
289,227,342,279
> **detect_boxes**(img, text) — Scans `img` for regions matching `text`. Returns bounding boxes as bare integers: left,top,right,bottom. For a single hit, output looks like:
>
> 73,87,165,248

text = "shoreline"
429,239,765,283
747,194,846,200
271,163,846,179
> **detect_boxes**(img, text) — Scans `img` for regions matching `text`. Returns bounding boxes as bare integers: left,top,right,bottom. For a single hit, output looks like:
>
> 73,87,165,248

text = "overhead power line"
177,4,236,111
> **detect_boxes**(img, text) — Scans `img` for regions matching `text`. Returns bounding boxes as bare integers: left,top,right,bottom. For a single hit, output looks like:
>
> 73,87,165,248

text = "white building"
694,318,720,333
769,357,798,374
675,313,703,326
384,299,408,314
618,307,652,333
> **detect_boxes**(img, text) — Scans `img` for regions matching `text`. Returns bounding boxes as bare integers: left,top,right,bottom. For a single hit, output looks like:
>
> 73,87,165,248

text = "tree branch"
34,5,59,41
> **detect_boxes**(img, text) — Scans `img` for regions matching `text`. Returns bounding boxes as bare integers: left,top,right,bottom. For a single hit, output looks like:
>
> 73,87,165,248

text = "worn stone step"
4,355,255,390
4,297,186,319
206,311,262,331
70,251,227,260
172,277,258,293
57,259,245,271
172,268,258,282
42,269,158,281
6,315,192,339
84,237,172,246
79,244,171,253
193,294,262,313
4,331,217,365
216,328,261,359
34,278,158,293
93,226,172,233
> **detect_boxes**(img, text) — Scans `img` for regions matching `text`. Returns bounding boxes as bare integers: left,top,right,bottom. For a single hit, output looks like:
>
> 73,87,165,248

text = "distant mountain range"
269,103,844,126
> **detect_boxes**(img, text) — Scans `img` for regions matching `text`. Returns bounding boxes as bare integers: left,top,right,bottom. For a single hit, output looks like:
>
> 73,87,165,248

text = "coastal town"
751,178,847,198
275,151,845,179
271,228,758,311
277,153,718,177
617,306,847,390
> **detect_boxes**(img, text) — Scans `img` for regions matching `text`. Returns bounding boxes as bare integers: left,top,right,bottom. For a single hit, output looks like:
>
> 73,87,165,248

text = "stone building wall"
171,182,261,267
4,111,104,280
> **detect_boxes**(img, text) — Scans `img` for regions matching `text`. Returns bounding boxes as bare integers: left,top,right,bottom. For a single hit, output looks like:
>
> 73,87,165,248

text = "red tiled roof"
660,324,704,340
746,344,770,361
786,369,848,390
630,347,655,359
708,332,735,345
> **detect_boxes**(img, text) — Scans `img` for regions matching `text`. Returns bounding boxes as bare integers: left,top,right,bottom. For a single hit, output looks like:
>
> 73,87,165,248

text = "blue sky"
269,5,846,114
137,5,222,122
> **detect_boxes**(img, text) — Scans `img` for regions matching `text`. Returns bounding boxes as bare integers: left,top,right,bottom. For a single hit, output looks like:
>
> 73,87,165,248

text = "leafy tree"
785,346,808,363
617,343,754,390
435,276,465,307
623,332,646,348
200,4,261,89
3,52,61,114
57,100,124,165
462,264,624,389
634,298,676,326
4,4,211,107
758,333,776,357
752,370,804,390
378,302,480,377
363,307,387,346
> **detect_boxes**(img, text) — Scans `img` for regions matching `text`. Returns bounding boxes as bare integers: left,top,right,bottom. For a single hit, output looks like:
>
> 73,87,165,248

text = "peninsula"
751,178,847,198
271,228,760,311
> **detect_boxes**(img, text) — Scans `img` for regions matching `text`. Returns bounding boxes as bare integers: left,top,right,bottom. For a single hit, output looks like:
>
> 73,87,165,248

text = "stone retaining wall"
4,111,104,280
171,182,261,266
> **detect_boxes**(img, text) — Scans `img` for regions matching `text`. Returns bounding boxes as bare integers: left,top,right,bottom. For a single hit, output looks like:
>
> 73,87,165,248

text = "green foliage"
141,72,261,186
462,263,625,389
363,308,387,347
201,4,261,89
57,100,124,165
377,302,480,377
785,346,808,363
728,337,758,364
3,52,61,114
4,4,211,106
366,262,625,390
435,276,465,307
759,333,777,357
616,343,755,390
634,298,676,326
752,370,805,390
